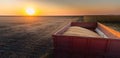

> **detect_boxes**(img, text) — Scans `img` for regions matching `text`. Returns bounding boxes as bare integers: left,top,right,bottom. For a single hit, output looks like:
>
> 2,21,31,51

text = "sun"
26,7,35,15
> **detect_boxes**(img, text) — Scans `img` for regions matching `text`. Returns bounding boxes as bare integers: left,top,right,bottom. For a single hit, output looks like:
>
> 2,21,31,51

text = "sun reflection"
24,17,38,23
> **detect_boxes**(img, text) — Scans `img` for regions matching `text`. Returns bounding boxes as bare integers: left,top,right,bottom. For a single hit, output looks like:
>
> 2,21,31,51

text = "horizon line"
0,15,120,17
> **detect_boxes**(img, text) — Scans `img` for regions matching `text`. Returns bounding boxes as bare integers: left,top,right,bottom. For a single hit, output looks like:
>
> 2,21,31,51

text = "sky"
0,0,120,15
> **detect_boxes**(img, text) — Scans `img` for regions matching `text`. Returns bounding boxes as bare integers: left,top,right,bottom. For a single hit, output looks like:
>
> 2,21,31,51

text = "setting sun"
26,7,35,15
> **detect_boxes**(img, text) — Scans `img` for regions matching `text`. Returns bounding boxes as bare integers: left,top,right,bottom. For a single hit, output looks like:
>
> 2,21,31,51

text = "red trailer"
52,22,120,58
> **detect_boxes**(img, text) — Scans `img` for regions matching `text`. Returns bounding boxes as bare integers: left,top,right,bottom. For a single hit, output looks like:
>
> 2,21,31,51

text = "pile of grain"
63,26,101,37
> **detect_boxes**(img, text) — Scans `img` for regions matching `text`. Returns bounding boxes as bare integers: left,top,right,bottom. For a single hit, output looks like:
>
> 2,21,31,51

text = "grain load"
63,26,101,37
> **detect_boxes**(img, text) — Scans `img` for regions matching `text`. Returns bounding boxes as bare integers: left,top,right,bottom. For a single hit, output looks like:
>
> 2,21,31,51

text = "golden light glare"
26,7,35,15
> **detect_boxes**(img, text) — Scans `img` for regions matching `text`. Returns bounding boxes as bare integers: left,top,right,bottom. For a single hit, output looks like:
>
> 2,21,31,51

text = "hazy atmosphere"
0,0,120,58
0,0,120,15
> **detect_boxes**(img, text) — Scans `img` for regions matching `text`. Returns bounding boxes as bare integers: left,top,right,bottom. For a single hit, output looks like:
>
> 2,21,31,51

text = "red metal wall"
52,22,120,58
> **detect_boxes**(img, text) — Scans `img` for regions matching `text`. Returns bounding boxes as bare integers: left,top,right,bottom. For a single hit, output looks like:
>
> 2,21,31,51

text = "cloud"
31,0,120,10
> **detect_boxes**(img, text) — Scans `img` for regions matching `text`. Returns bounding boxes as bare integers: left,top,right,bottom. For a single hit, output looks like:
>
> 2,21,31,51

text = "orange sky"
0,0,120,15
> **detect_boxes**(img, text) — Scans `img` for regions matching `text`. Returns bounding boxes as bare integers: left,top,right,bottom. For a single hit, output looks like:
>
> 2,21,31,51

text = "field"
84,15,120,32
0,16,120,58
84,15,120,22
0,16,82,58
